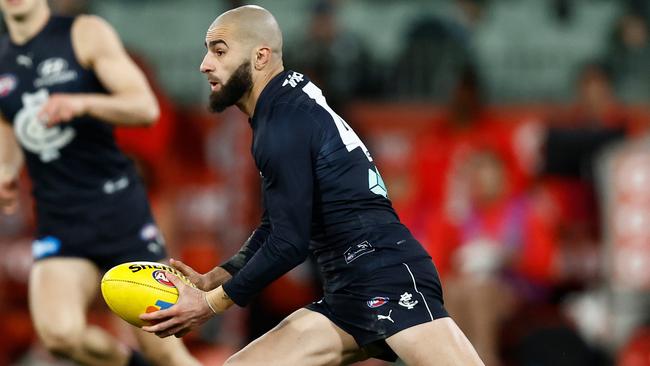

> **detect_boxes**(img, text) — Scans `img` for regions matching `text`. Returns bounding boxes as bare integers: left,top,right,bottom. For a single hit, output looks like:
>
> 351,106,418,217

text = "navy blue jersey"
0,16,138,215
223,71,430,305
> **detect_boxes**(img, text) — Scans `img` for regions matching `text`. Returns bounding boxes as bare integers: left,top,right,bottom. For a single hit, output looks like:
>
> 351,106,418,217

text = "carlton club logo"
14,89,76,162
367,296,389,308
398,292,418,310
0,74,17,97
152,270,174,287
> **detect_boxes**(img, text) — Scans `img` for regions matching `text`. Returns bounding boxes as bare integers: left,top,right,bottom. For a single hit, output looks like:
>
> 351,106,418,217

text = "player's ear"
253,47,272,70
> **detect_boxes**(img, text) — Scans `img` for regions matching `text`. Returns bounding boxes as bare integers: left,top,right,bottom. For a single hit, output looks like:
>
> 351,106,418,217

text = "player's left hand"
139,273,215,338
38,94,87,127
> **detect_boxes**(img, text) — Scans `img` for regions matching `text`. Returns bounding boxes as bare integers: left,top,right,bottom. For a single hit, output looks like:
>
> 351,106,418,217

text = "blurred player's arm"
0,116,23,214
39,15,159,127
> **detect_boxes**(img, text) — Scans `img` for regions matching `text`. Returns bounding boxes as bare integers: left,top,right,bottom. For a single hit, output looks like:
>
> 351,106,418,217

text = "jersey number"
302,82,388,198
302,82,372,162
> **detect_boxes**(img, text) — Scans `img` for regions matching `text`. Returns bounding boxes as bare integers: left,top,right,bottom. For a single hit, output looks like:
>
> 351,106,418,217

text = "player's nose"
200,53,214,74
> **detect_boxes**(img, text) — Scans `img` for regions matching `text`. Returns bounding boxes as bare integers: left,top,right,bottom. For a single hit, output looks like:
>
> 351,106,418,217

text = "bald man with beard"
141,5,485,366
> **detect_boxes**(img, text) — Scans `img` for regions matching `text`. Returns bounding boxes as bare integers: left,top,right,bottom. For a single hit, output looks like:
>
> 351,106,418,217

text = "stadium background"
1,0,650,364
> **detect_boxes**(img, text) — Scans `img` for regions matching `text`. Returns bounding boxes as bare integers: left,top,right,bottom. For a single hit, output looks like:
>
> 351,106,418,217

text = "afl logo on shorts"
0,74,17,97
152,270,174,287
367,296,389,308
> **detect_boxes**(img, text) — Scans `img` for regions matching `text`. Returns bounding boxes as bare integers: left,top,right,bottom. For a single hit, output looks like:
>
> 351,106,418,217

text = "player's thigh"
131,327,200,366
225,308,367,366
29,257,101,342
386,317,485,366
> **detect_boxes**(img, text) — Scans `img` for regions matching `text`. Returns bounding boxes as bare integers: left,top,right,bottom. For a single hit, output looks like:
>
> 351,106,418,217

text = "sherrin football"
100,261,196,327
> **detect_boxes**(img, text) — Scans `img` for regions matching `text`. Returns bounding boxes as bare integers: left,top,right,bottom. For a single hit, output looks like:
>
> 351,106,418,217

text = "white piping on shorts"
402,263,434,320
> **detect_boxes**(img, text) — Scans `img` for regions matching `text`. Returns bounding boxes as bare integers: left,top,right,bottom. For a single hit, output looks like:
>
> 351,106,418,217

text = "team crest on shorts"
399,292,418,309
367,296,389,308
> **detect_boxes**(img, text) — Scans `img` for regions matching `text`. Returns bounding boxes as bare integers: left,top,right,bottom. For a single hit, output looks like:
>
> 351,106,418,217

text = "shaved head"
208,5,283,58
200,5,285,116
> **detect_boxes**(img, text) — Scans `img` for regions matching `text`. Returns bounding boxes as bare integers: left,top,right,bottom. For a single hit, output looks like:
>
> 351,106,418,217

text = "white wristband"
204,293,218,314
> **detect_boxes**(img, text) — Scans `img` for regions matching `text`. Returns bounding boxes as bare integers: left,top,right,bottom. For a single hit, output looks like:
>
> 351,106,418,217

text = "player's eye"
215,50,225,57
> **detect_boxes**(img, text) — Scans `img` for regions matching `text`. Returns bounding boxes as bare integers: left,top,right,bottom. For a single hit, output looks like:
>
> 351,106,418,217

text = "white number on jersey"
301,82,373,162
302,82,388,198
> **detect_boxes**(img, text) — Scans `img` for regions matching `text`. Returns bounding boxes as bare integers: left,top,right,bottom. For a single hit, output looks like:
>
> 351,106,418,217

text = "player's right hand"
140,273,215,338
170,258,232,292
0,177,18,215
38,94,87,127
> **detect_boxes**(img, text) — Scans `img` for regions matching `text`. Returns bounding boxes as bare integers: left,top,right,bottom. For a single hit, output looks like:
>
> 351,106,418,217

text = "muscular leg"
132,327,201,366
386,317,485,366
225,308,366,366
29,257,130,366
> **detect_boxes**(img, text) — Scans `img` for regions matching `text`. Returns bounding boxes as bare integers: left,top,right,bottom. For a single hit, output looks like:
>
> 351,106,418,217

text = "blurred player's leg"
132,327,202,366
386,317,485,366
444,275,514,366
224,308,367,366
29,257,131,366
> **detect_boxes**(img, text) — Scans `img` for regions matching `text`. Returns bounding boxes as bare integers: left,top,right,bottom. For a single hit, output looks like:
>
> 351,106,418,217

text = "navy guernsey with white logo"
222,70,431,305
0,16,156,254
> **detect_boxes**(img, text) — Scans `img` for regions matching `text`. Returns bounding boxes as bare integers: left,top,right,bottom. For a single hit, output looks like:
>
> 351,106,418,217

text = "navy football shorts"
31,185,166,272
306,257,449,362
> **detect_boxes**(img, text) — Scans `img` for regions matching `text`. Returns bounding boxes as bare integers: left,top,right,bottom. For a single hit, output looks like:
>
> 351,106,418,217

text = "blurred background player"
0,0,200,365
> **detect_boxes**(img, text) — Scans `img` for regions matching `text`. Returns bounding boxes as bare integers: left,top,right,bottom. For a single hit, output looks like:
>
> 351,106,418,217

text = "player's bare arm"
38,15,159,127
0,115,23,214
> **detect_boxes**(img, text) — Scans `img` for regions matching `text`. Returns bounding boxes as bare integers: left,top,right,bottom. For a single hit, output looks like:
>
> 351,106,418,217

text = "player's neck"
5,6,51,45
238,64,284,117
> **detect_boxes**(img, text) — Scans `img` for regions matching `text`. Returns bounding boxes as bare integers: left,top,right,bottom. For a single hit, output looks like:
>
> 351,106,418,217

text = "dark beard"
208,61,253,113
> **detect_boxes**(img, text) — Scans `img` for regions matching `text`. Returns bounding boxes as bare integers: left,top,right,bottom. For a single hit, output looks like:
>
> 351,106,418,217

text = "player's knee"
39,325,83,358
